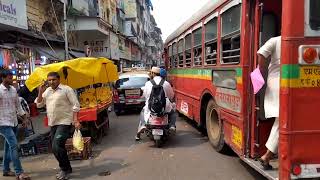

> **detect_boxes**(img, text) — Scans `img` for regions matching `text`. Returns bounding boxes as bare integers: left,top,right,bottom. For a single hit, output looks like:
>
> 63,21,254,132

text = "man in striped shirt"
0,69,30,180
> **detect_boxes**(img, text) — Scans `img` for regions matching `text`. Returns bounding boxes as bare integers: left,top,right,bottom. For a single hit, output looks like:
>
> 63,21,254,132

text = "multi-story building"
0,0,163,74
122,0,163,68
68,0,163,70
0,0,72,87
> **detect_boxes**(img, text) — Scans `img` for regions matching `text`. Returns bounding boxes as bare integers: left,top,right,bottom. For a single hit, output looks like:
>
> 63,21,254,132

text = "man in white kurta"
135,67,175,140
257,36,281,169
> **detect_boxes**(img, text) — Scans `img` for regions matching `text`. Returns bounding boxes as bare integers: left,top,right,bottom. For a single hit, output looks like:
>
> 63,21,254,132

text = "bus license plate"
152,129,163,135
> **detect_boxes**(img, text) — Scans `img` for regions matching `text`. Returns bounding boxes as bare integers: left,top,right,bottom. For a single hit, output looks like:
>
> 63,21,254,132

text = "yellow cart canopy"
26,57,119,91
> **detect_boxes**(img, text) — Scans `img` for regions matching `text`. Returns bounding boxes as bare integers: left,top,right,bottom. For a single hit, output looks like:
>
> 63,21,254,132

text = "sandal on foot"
258,158,273,170
16,173,31,180
56,170,72,177
56,171,71,180
3,171,15,176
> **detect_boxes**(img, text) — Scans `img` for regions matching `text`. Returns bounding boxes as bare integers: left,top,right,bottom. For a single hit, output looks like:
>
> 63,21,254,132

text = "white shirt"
257,36,281,118
36,84,80,126
0,84,25,127
142,76,174,122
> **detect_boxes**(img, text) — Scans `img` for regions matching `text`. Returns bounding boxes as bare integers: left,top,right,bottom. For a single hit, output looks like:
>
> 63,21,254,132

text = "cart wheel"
89,123,103,144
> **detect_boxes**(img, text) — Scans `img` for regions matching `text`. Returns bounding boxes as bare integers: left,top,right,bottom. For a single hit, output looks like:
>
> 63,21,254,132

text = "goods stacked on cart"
77,83,112,108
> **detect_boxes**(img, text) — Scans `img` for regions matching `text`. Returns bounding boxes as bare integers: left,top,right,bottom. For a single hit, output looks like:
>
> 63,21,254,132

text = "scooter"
145,114,171,147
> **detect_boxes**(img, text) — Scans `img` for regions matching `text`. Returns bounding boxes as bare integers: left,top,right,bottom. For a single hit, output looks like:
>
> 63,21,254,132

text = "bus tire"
206,99,228,153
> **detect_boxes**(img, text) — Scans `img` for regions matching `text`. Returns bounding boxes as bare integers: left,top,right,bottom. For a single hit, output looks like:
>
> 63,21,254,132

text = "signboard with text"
110,31,119,60
0,0,28,29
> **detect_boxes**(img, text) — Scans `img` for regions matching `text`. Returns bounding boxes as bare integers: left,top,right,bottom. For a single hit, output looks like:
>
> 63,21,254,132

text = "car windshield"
116,76,149,88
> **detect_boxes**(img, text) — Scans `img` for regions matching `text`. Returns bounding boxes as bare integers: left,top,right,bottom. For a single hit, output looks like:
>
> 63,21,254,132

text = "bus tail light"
290,164,320,178
303,48,317,64
292,164,302,176
299,45,320,64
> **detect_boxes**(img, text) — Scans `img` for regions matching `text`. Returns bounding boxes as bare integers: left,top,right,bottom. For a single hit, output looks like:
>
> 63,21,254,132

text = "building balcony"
67,16,111,36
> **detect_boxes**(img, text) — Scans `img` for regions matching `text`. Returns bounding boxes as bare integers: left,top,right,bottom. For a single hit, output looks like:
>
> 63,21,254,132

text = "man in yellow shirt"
36,72,81,180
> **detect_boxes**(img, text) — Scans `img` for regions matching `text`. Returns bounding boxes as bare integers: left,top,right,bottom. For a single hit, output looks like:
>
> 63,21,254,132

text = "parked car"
113,70,150,115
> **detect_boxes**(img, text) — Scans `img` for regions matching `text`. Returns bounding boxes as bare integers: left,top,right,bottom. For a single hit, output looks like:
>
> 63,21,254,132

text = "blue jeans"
0,126,24,175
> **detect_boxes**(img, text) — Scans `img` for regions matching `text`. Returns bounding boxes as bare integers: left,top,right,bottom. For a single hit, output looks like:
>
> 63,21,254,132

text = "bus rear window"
310,0,320,31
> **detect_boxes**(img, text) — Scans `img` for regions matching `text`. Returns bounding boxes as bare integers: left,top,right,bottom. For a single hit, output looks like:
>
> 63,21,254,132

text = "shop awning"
11,29,64,43
35,47,65,61
69,50,85,58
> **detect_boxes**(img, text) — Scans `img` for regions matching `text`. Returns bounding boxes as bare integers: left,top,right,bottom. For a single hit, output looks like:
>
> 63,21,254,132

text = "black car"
113,71,150,115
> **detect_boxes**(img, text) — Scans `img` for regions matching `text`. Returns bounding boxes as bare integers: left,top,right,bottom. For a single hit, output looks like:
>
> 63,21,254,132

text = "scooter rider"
160,68,177,131
135,67,175,141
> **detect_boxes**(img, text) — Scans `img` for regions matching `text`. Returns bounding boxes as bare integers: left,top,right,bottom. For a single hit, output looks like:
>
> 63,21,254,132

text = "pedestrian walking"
0,69,31,180
35,72,81,180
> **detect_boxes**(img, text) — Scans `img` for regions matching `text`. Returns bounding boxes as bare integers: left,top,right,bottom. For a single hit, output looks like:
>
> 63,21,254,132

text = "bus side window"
221,4,241,64
205,45,217,65
168,45,172,68
185,33,192,67
174,56,179,68
178,39,184,67
172,42,178,68
205,17,218,65
193,27,203,66
194,47,202,66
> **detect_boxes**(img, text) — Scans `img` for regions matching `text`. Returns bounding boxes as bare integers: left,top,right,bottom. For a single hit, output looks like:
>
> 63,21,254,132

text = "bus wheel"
206,99,228,153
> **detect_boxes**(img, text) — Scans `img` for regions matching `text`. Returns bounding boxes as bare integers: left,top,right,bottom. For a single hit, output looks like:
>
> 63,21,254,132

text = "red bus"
164,0,320,179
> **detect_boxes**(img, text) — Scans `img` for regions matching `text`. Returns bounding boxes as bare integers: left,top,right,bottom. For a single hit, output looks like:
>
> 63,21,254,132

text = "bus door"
245,0,282,179
251,0,282,158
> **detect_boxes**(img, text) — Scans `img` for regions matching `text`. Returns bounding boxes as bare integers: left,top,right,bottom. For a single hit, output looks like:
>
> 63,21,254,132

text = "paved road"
3,111,266,180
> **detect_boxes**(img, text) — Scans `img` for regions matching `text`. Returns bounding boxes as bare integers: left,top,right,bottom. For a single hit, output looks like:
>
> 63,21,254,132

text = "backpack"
148,79,166,116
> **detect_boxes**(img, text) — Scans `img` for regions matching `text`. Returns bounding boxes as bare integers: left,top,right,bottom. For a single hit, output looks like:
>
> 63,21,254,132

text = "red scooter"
145,114,171,147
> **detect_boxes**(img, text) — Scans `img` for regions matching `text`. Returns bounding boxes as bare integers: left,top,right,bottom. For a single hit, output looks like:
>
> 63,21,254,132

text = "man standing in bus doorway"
36,72,81,180
257,36,281,170
135,67,175,140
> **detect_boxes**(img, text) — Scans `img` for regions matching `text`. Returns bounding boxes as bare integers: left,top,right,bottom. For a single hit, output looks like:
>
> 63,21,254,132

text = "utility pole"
64,0,68,60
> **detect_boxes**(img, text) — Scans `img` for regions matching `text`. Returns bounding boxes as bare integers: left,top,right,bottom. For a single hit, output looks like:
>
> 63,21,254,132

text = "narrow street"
5,112,266,180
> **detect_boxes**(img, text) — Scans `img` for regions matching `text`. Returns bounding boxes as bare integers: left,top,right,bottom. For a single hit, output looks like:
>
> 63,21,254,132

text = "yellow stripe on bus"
281,79,320,88
236,77,242,85
170,74,211,80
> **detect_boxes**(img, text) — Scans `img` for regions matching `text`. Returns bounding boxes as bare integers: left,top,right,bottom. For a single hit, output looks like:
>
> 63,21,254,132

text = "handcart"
25,57,119,144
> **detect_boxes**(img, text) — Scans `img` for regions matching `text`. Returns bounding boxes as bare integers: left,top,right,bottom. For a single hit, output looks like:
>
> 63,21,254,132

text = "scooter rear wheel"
155,139,162,148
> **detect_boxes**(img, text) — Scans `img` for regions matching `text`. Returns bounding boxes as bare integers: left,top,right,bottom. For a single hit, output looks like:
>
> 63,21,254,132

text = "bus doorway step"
242,157,279,180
